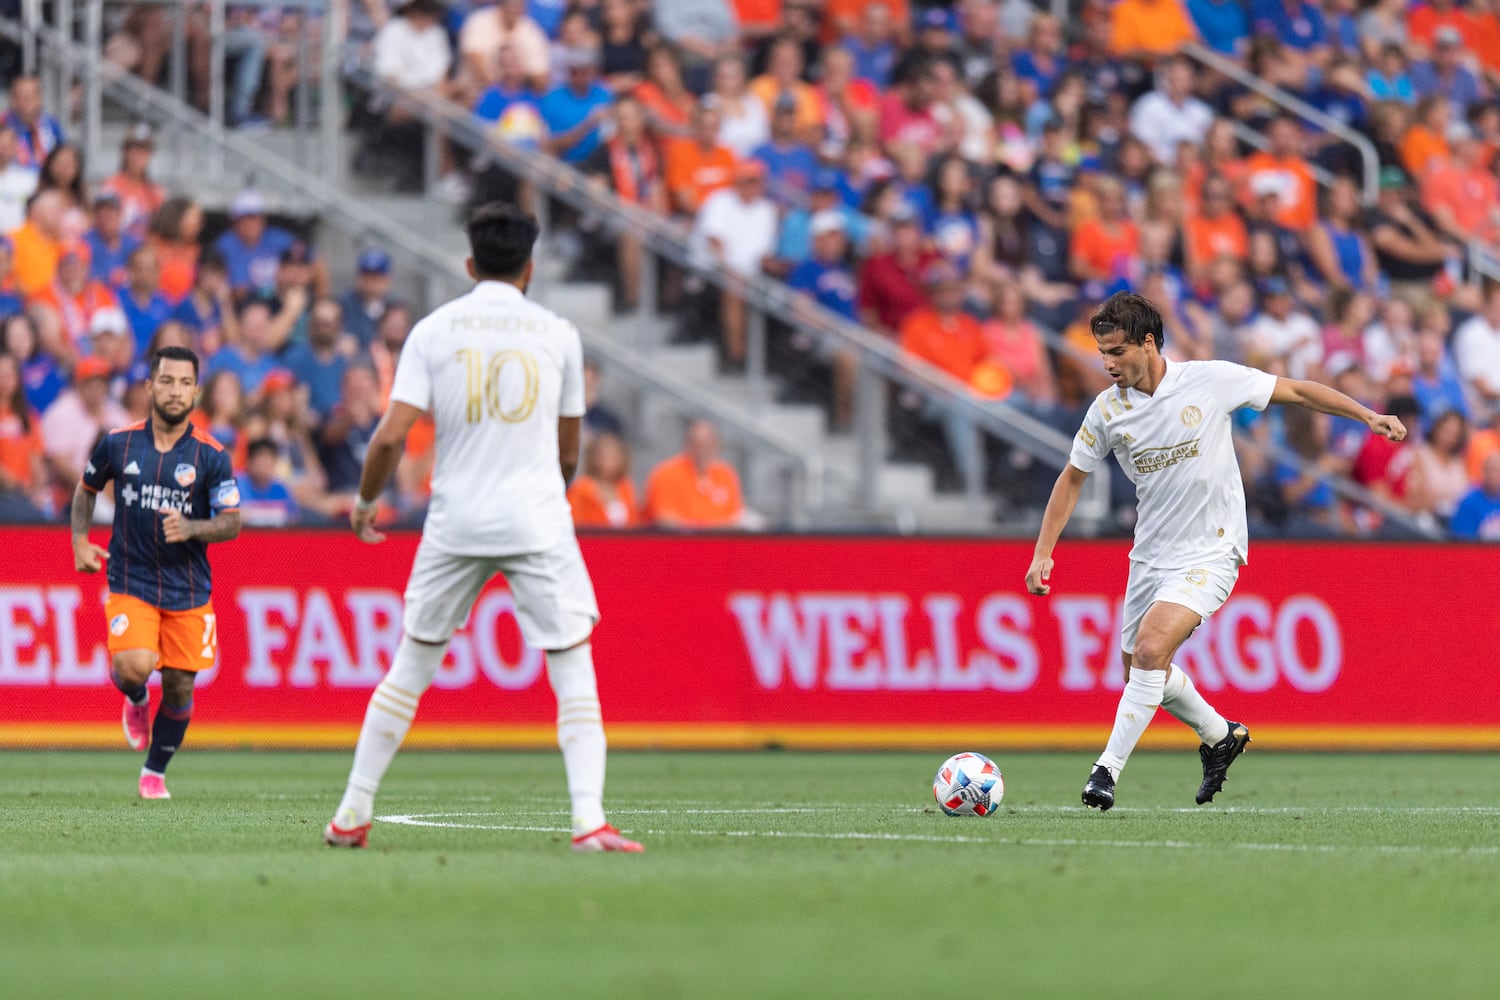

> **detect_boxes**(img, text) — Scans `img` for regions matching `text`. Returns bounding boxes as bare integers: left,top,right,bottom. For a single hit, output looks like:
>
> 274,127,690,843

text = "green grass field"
2,750,1497,1000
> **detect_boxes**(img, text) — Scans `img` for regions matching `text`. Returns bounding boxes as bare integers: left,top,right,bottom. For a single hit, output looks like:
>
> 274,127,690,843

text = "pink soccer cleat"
122,696,149,751
324,820,371,848
138,772,171,799
571,824,644,853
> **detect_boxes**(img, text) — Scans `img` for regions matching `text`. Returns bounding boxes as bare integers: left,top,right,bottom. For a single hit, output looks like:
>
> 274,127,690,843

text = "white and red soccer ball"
933,752,1005,816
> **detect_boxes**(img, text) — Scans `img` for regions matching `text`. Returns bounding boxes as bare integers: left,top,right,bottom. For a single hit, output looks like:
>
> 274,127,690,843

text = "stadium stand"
5,0,1500,539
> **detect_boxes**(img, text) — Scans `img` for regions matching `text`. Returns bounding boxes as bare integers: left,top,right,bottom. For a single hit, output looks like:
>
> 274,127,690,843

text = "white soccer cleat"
122,696,149,751
570,824,644,853
138,772,170,799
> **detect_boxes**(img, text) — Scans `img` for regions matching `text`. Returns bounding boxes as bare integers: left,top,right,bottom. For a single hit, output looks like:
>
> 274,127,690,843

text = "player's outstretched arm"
1269,377,1407,442
351,401,425,544
70,484,109,572
1026,464,1090,596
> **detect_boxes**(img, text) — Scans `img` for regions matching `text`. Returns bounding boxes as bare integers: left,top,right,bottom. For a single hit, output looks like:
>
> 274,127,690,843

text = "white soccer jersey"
390,280,585,556
1069,359,1277,568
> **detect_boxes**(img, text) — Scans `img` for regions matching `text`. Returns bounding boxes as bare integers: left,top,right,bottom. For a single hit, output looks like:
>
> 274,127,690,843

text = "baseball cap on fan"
810,210,846,237
231,189,267,219
358,248,391,274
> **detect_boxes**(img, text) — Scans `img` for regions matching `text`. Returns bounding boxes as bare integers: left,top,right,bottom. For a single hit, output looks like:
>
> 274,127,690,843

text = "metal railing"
6,10,826,526
342,65,1111,528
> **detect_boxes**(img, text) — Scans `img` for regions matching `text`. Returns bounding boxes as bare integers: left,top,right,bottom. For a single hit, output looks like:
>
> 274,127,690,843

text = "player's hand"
160,508,191,543
351,504,385,544
1369,413,1407,442
73,537,108,573
1025,557,1054,596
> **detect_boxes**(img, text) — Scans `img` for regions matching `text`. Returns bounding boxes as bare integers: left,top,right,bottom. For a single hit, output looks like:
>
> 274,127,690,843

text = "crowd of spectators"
345,0,1500,537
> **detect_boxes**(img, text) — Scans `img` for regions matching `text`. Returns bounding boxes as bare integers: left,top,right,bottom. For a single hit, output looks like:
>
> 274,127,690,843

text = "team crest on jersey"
109,614,129,636
216,480,240,509
174,463,197,487
1180,405,1203,428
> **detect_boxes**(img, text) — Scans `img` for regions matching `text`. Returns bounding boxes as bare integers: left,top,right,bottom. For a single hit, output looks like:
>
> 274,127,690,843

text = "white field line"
375,812,1500,857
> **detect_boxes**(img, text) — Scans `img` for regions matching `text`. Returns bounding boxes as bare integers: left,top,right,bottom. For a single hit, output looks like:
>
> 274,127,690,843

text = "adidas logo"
123,461,140,476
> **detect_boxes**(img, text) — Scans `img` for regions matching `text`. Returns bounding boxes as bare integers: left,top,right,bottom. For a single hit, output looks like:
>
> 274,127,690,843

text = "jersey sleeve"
1067,399,1110,474
80,434,114,493
559,325,586,419
210,447,240,513
389,322,433,412
1203,359,1278,413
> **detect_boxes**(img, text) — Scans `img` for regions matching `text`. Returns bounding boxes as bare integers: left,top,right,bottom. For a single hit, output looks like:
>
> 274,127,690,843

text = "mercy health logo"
727,591,1343,695
119,482,192,512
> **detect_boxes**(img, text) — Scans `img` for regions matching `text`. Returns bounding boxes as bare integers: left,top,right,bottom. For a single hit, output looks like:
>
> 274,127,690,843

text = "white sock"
547,643,607,836
335,637,446,827
1161,663,1230,746
1095,669,1166,779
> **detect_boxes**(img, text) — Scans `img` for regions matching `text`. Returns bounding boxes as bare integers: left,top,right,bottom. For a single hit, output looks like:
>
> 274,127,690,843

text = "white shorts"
1119,555,1240,654
402,534,600,651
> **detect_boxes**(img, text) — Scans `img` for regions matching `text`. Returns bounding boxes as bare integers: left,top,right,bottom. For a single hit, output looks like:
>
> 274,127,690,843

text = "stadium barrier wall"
1,528,1497,751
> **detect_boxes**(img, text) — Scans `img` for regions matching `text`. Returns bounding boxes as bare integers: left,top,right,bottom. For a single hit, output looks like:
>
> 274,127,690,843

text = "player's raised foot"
138,771,170,800
121,695,149,751
571,824,644,853
324,808,372,848
1196,721,1252,805
1082,765,1115,811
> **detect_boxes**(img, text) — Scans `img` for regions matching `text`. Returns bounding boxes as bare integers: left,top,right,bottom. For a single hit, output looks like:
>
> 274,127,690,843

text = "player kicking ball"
71,347,242,799
324,203,642,853
1025,293,1406,811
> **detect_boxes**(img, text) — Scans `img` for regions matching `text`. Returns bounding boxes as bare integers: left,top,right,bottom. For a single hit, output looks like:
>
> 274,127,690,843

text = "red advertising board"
1,528,1497,750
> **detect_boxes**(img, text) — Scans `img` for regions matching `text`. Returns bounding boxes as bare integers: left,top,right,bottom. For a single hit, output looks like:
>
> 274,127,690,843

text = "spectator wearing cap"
3,78,65,172
282,298,356,422
1411,26,1486,118
1109,0,1199,60
83,191,139,288
1409,0,1477,53
1421,121,1500,243
691,159,778,365
0,350,49,521
914,5,961,60
115,244,174,362
171,250,237,355
144,195,204,303
666,99,739,216
841,3,898,89
857,202,939,336
1369,166,1450,311
581,95,666,311
634,46,698,140
240,368,329,512
28,240,119,365
787,210,859,321
540,45,614,165
100,125,164,240
3,313,65,414
338,250,395,351
1451,450,1500,539
879,56,947,157
270,242,316,344
87,307,135,379
751,95,819,207
0,124,39,235
1240,116,1317,231
898,261,986,382
236,437,300,528
215,190,301,302
774,169,870,268
41,355,128,511
10,189,67,298
749,36,825,143
1453,281,1500,423
1129,57,1215,167
461,0,552,92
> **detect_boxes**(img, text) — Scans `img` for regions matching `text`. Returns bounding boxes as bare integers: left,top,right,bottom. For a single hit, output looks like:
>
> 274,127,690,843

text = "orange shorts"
104,593,219,672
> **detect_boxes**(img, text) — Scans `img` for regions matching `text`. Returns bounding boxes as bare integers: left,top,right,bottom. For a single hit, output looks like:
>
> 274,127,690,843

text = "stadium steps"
88,120,987,531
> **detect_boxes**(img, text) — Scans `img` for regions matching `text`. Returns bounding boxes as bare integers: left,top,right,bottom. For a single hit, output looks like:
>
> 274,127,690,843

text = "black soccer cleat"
1082,765,1116,811
1196,721,1252,804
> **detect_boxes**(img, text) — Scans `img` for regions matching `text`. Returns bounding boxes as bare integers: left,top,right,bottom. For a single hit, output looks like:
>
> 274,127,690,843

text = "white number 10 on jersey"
457,348,540,424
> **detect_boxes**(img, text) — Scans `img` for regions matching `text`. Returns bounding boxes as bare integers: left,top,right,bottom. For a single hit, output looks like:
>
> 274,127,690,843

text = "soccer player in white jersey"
324,203,642,852
1025,293,1407,811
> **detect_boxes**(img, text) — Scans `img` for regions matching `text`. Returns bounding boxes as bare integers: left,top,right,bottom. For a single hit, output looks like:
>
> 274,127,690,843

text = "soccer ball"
932,752,1004,816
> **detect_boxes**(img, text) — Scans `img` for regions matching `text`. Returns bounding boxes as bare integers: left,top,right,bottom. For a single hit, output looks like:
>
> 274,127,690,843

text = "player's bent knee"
111,651,156,686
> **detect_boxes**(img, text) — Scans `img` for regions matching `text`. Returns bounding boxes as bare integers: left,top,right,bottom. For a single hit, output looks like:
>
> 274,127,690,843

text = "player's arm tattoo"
70,484,98,537
179,510,242,543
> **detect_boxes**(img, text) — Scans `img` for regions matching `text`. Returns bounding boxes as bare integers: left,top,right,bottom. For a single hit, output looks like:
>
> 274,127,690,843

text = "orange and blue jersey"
80,419,240,612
